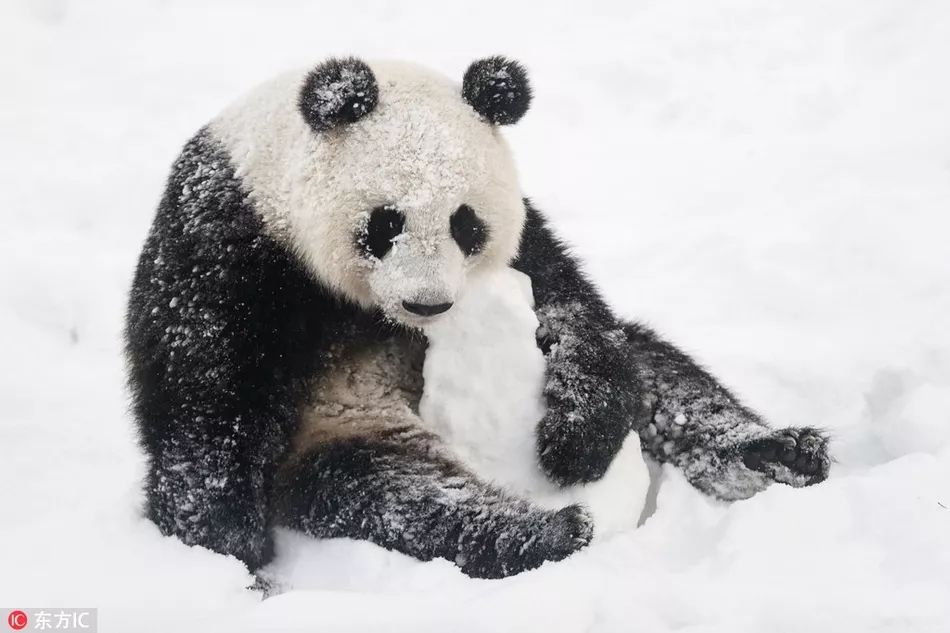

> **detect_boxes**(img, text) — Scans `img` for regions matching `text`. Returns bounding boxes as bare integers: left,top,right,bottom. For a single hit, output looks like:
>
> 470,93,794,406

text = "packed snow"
1,0,949,632
420,267,649,535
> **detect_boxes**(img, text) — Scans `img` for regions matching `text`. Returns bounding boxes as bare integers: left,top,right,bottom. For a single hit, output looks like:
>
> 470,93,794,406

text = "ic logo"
7,611,27,631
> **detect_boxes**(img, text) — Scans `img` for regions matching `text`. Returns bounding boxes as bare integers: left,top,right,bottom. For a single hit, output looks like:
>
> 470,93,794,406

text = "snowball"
420,268,649,536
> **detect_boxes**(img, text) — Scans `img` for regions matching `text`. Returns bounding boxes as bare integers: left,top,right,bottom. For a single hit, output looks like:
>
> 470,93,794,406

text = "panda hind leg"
625,321,832,500
273,424,592,579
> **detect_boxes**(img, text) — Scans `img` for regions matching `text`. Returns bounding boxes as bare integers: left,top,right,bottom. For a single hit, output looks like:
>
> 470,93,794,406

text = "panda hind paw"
742,426,831,487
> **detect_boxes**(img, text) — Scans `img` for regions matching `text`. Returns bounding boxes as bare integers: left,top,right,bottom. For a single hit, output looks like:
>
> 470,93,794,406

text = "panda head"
290,56,532,327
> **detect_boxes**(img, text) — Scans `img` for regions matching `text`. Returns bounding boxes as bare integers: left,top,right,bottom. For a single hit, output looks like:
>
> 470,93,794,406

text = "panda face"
309,61,528,327
355,201,493,324
210,58,529,327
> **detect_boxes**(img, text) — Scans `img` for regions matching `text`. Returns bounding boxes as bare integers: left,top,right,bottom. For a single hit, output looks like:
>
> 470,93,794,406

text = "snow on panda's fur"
126,56,832,581
421,268,649,536
209,59,525,318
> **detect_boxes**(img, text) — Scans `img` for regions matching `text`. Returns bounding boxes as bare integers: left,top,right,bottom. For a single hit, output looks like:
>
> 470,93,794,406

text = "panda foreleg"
624,322,831,500
143,409,285,570
273,427,593,579
513,202,640,486
125,129,334,570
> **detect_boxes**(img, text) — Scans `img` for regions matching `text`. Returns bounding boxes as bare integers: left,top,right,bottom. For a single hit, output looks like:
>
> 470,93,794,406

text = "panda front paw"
742,426,831,487
544,503,595,552
536,408,622,486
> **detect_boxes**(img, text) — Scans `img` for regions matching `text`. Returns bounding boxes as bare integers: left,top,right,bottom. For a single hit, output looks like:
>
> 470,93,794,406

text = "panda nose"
402,301,454,316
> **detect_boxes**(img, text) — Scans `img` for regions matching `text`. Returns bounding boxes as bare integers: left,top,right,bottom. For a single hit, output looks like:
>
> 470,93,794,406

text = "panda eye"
360,206,405,259
450,204,489,256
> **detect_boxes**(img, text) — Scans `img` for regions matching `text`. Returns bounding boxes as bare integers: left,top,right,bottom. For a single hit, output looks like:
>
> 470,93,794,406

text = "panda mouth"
394,310,447,329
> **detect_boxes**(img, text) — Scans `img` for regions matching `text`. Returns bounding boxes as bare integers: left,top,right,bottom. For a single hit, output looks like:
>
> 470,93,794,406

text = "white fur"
209,61,526,323
420,268,650,537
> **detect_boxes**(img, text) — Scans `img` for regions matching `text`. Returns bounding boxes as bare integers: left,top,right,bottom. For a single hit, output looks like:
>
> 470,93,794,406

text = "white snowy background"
1,0,949,631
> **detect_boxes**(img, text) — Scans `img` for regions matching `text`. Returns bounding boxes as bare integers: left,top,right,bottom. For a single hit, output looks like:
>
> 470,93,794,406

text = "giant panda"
126,56,832,580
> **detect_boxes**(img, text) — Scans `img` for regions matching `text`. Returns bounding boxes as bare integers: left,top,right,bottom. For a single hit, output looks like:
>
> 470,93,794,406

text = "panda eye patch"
450,204,489,256
360,206,405,259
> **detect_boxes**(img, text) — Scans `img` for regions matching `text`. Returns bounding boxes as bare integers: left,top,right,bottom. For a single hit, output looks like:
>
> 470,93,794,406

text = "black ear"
298,57,379,133
462,56,532,125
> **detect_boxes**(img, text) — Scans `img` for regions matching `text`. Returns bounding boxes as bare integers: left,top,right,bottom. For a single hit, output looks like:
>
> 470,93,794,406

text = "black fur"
623,321,831,499
743,427,828,479
359,205,405,260
125,128,343,568
450,204,489,256
298,57,378,133
274,432,592,579
512,202,639,485
462,57,532,125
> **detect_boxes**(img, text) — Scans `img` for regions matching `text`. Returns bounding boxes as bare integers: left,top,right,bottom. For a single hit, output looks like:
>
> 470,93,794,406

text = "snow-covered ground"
2,0,949,631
